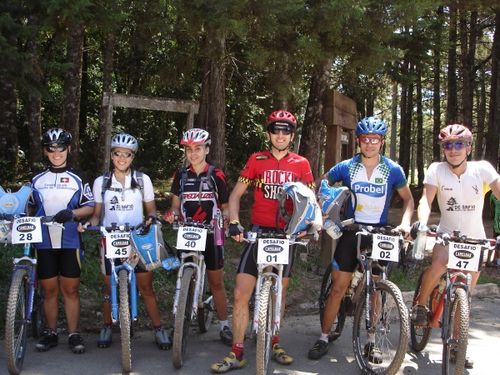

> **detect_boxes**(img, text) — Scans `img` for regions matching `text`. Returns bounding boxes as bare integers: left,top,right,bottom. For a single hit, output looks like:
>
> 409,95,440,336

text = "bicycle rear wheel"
197,272,214,333
256,278,273,375
319,263,346,342
173,267,195,369
352,279,409,375
442,287,469,375
118,269,132,373
5,268,29,375
410,271,433,352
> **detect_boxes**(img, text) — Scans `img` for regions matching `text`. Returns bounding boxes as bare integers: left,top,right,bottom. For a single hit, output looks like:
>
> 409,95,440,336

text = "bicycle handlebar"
0,214,64,229
427,227,498,249
243,230,309,247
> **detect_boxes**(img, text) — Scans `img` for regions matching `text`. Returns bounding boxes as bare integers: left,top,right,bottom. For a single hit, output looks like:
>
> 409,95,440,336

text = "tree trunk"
399,77,408,172
62,21,85,167
390,81,398,160
416,64,424,187
432,15,442,162
300,59,331,178
485,9,500,170
0,75,18,184
196,32,227,168
446,4,458,124
460,9,477,128
474,68,486,159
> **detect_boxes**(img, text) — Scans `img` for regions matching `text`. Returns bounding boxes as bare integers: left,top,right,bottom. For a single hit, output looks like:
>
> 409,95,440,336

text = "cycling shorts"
178,233,224,271
237,225,296,278
36,248,82,279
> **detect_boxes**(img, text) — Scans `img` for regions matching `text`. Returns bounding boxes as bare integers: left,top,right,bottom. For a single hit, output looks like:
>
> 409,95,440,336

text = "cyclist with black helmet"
164,128,233,346
85,133,171,350
308,116,414,362
31,128,95,354
411,124,500,368
211,110,315,373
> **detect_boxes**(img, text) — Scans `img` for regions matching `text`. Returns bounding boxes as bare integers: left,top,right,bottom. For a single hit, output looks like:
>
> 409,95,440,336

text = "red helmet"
266,110,298,132
438,124,473,143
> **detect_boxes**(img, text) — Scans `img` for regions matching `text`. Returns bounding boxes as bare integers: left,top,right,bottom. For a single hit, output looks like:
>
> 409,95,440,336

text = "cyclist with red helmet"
31,128,95,354
308,116,414,362
411,124,500,368
164,128,233,346
211,110,315,373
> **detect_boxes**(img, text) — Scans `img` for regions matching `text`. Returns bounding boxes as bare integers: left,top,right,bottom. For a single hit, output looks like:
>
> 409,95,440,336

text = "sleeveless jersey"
171,164,229,224
326,154,407,225
238,150,315,228
31,166,94,249
93,171,155,227
424,160,499,239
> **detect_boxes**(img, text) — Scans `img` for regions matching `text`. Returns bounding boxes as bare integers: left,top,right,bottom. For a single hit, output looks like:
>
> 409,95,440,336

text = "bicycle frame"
110,260,138,323
11,244,38,323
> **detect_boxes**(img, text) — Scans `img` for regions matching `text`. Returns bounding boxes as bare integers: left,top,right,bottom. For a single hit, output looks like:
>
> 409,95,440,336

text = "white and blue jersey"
31,167,95,249
326,154,407,225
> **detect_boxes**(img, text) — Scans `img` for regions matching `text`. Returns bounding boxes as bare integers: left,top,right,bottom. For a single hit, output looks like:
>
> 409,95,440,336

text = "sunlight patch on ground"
273,370,318,375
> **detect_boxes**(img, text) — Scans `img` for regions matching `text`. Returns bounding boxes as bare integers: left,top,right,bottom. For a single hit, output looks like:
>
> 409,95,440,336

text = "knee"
210,279,224,293
233,287,250,307
138,284,155,298
61,286,79,300
329,284,348,301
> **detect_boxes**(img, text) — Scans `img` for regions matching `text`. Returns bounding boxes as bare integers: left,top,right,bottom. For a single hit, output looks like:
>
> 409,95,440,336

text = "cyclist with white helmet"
411,124,500,368
211,110,316,373
308,116,414,361
31,128,95,354
164,127,233,346
86,133,171,350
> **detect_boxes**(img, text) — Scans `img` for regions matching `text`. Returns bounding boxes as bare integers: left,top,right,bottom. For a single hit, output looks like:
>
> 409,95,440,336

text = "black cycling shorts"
178,233,224,271
36,248,82,279
237,225,296,278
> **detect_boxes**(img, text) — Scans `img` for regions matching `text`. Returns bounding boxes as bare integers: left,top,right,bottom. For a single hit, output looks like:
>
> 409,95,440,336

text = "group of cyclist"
12,106,500,373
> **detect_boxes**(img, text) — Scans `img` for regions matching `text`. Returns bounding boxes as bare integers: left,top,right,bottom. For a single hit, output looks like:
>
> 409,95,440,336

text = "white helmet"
111,133,139,152
180,128,211,146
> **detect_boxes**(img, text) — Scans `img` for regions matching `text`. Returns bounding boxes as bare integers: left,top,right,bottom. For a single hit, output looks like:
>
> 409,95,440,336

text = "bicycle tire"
31,287,45,339
197,272,213,334
352,279,409,375
442,287,469,375
410,271,433,352
319,263,346,342
256,278,273,375
118,269,132,373
5,268,29,375
173,267,195,369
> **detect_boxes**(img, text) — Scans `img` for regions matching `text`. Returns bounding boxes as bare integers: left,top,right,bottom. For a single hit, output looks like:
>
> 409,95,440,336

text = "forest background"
1,0,499,188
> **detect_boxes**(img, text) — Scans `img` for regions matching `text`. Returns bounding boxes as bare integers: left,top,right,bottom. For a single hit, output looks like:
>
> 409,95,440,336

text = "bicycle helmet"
111,133,139,152
277,182,322,236
438,124,473,143
266,110,298,132
180,128,211,146
42,128,73,146
355,116,387,137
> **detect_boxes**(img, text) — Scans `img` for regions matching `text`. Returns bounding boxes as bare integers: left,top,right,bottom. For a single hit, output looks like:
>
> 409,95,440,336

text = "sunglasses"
359,136,382,145
112,151,134,158
45,145,68,153
442,141,468,151
269,128,292,136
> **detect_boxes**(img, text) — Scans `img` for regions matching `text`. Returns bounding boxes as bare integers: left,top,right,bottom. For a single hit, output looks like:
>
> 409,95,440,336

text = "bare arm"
396,184,414,233
72,205,94,221
417,183,438,227
228,181,248,223
490,178,500,200
144,200,157,218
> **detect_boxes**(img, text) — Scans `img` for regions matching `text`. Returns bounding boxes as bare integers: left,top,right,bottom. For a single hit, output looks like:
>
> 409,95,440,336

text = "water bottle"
324,219,342,239
213,211,224,246
412,226,428,260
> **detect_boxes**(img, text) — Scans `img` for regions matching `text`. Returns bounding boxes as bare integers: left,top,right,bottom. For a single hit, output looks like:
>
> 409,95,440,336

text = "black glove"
228,223,244,237
53,209,74,223
0,213,14,221
410,221,420,240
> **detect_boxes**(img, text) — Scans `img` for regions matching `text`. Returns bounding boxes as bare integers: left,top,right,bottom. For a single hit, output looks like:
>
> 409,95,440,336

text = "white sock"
219,320,229,331
320,333,329,342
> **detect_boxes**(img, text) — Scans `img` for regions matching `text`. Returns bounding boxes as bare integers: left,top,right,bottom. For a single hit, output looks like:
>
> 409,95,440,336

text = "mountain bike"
171,216,217,369
318,224,409,375
1,214,61,375
86,223,140,373
410,228,498,375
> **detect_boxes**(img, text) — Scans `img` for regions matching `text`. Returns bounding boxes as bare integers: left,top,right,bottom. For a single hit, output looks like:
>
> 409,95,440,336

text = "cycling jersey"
93,170,155,227
31,166,94,249
326,154,407,225
238,150,315,228
171,163,229,224
424,160,499,239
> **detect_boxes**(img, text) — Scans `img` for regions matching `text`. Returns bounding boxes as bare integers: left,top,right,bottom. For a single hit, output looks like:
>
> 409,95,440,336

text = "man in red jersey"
211,110,315,373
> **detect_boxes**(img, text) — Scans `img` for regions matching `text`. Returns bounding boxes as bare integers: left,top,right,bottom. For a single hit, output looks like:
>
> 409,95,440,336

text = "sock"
219,320,229,331
153,325,162,331
320,333,329,342
272,335,280,347
232,343,244,360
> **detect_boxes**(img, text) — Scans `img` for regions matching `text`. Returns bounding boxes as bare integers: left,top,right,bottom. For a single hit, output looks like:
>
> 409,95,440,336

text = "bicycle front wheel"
442,287,469,375
118,269,132,373
172,267,195,369
410,271,433,352
352,279,409,375
256,278,273,375
5,268,29,375
197,272,213,334
319,263,346,342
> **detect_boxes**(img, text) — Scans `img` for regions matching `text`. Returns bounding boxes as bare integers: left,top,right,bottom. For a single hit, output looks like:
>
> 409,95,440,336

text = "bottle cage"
317,180,354,224
277,182,323,236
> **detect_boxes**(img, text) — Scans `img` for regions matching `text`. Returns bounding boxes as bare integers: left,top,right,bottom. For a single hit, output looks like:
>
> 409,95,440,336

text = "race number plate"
257,238,289,265
105,231,132,259
176,226,207,251
371,234,400,262
447,242,481,271
12,217,43,244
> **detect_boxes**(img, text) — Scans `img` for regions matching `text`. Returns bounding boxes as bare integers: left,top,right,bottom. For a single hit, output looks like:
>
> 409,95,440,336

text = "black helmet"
42,128,73,146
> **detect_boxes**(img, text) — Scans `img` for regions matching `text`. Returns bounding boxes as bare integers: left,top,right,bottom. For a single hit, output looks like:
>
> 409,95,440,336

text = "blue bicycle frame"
110,260,138,323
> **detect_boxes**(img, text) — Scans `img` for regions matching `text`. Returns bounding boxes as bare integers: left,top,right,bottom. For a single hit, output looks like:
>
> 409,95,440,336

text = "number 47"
455,260,469,269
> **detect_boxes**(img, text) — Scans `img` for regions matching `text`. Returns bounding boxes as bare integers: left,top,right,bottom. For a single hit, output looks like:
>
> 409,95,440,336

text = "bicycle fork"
110,263,138,324
172,253,205,320
253,266,283,335
13,254,37,323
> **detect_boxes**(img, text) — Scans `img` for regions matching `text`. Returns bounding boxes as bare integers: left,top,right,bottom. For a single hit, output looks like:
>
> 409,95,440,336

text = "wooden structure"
101,92,199,168
321,90,357,266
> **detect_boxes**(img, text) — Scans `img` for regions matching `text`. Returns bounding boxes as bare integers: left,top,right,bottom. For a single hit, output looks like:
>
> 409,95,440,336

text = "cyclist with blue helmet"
308,116,414,362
